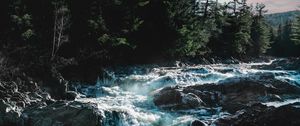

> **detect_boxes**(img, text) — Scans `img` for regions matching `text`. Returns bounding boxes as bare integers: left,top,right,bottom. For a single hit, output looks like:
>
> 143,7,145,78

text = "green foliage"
233,8,252,55
83,0,141,60
291,16,300,45
9,0,35,42
2,0,299,63
209,0,253,57
250,3,272,56
175,24,210,57
138,0,149,6
271,20,300,56
164,0,211,57
257,23,271,54
233,31,251,54
21,29,35,40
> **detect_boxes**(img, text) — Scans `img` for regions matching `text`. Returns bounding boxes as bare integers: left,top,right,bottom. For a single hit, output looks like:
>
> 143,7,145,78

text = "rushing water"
74,59,300,126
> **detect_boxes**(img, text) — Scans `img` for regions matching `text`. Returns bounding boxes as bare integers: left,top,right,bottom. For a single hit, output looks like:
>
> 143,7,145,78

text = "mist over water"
75,59,300,126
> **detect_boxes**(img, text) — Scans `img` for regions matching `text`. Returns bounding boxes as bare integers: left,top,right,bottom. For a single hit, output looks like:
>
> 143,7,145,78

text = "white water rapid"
74,59,300,126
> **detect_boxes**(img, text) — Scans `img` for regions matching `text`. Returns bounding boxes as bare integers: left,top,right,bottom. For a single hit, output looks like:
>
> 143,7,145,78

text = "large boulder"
214,103,300,126
0,100,23,126
0,80,55,126
22,101,103,126
153,86,206,110
153,76,300,113
190,120,206,126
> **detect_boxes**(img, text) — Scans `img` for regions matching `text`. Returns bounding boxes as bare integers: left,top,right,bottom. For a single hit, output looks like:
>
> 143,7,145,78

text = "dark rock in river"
214,103,300,126
63,91,79,100
190,120,206,126
22,101,102,126
153,86,206,110
153,75,300,113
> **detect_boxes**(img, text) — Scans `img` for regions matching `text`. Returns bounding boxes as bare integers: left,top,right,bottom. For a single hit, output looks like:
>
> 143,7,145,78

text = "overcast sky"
218,0,300,13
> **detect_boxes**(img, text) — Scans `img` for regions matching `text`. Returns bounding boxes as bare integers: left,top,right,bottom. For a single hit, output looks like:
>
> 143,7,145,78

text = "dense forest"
1,0,300,125
1,0,299,63
0,0,299,85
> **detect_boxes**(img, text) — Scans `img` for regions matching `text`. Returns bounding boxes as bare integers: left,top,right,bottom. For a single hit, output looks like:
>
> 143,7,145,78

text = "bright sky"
219,0,300,13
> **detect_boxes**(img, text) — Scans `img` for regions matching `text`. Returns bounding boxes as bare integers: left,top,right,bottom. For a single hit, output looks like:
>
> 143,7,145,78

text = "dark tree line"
271,15,300,57
1,0,299,66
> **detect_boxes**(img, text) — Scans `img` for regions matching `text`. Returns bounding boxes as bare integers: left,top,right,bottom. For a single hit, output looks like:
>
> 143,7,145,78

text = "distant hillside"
265,10,300,28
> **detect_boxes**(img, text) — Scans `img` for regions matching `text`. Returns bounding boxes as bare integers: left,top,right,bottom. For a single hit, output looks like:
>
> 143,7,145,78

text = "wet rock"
153,87,205,110
63,91,79,100
252,58,300,70
190,120,206,126
22,101,102,126
182,93,204,108
153,87,183,109
26,91,55,107
223,58,240,64
214,103,300,126
182,88,220,106
0,100,23,126
153,76,300,112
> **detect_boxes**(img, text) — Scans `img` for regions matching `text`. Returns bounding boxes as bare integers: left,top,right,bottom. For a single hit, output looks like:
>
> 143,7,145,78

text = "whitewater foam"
74,58,300,126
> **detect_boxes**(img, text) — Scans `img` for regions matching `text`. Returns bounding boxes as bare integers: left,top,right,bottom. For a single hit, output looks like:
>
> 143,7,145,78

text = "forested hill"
265,10,300,28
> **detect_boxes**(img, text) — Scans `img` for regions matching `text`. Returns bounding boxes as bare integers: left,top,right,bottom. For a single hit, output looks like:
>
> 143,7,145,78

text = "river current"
74,59,300,126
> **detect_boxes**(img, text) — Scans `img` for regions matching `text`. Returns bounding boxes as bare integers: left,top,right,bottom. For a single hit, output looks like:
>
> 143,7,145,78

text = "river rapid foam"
74,59,300,126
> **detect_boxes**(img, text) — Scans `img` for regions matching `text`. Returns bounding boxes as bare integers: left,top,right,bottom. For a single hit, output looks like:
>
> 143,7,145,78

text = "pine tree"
272,20,298,56
250,3,271,56
165,0,213,57
226,0,252,57
291,16,300,45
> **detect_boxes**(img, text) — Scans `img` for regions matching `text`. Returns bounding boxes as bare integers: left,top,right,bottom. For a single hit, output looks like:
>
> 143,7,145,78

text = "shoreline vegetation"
0,0,300,126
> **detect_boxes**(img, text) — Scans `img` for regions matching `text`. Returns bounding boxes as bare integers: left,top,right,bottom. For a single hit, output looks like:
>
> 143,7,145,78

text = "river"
74,59,300,126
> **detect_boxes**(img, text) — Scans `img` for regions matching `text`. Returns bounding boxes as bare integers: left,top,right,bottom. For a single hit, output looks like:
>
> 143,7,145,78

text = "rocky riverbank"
153,73,300,112
1,56,300,126
214,103,300,126
153,73,300,125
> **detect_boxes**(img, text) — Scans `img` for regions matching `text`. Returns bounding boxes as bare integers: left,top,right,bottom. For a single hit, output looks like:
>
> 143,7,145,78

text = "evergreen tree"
1,0,299,64
250,3,271,56
272,21,299,56
207,4,231,56
291,16,300,45
169,0,212,57
232,0,252,56
216,0,252,57
270,24,282,56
